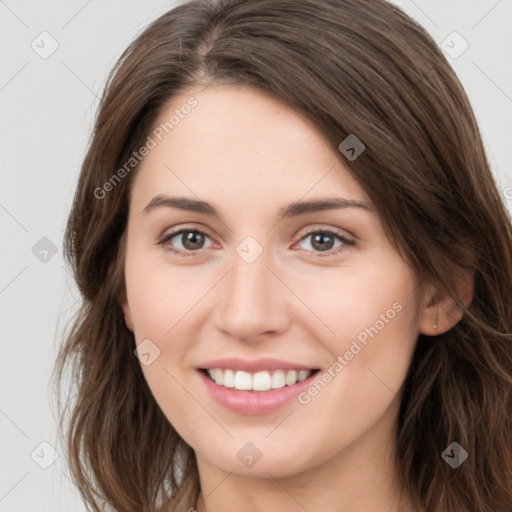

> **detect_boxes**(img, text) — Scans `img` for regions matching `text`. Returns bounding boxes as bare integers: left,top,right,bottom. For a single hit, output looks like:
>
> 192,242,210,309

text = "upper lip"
199,358,317,373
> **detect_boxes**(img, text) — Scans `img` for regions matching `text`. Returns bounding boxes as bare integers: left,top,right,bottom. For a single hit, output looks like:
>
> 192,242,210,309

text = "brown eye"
310,232,336,251
296,229,354,256
159,228,214,255
179,230,207,250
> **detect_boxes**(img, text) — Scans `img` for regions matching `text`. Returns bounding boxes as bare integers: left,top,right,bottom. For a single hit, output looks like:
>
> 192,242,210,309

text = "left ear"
418,267,475,336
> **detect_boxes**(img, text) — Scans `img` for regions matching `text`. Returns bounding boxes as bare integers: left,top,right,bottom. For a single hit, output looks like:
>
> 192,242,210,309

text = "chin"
196,439,318,479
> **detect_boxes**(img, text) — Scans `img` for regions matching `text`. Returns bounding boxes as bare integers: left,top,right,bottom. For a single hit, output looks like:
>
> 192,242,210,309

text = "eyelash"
157,225,355,258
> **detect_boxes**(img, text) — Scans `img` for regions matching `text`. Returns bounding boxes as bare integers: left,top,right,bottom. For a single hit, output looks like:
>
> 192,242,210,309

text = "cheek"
124,256,209,437
292,260,421,423
125,254,215,422
287,270,419,461
290,259,419,353
125,252,209,338
298,261,420,411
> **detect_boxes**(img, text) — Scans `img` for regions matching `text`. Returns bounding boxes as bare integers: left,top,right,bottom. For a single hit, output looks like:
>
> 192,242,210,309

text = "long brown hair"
52,0,512,510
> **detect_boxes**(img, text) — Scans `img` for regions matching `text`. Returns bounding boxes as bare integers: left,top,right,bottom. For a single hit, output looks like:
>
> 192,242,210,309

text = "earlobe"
419,268,474,336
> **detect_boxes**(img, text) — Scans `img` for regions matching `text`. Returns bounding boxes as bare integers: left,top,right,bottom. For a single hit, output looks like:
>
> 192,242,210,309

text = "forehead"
130,85,370,209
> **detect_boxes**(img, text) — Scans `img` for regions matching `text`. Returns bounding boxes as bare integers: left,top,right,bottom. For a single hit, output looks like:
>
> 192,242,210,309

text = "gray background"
1,1,511,510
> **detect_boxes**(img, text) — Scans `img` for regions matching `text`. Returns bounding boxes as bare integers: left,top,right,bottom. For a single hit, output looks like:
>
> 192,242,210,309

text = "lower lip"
198,370,317,415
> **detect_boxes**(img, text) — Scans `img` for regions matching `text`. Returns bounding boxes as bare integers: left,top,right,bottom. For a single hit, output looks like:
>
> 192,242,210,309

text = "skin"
121,84,472,512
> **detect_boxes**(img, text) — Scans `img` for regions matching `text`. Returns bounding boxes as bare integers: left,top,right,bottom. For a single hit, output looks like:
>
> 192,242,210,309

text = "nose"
213,248,290,343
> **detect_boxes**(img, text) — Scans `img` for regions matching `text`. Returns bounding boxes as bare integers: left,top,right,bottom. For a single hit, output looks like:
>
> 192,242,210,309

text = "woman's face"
122,84,429,479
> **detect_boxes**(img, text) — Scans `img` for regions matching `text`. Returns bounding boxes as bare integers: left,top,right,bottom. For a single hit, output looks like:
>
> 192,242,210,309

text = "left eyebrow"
142,195,374,219
279,198,374,217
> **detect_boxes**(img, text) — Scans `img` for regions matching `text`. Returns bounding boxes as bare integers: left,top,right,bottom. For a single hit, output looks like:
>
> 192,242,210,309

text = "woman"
52,0,512,511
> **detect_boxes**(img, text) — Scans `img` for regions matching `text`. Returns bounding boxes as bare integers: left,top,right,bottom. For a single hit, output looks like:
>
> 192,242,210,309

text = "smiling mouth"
200,368,321,391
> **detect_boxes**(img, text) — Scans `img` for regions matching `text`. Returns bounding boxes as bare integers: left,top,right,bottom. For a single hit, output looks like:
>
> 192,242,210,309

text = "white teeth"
205,368,313,391
253,371,272,391
285,370,298,386
234,370,252,390
297,370,309,382
214,368,223,385
223,369,235,388
271,370,286,389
